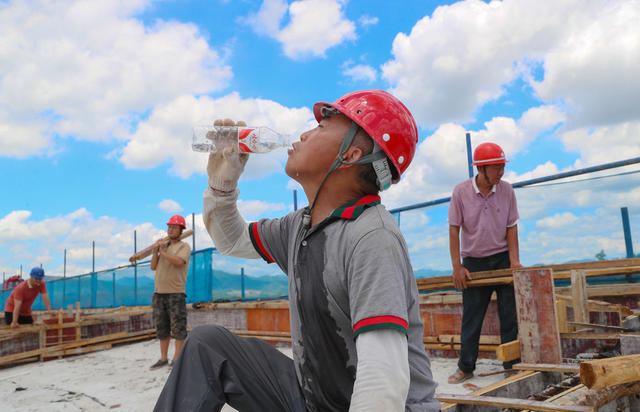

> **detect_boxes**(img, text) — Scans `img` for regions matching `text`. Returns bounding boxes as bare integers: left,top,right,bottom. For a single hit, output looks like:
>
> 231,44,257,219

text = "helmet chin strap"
482,166,491,186
309,121,389,212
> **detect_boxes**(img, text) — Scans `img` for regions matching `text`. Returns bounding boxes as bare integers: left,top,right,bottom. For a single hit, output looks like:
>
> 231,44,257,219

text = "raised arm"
203,121,259,259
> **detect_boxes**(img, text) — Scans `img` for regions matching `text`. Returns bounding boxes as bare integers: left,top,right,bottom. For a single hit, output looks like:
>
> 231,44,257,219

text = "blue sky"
1,0,640,278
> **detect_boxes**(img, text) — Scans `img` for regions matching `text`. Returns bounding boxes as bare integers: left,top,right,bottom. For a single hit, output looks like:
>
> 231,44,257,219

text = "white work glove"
207,119,249,193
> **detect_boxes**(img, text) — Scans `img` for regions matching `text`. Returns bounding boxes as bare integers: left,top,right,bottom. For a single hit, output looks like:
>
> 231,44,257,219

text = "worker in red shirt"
4,267,53,328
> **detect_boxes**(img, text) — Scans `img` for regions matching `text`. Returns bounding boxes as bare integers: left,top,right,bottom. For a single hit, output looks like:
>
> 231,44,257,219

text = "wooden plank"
0,331,129,366
38,327,45,362
441,371,564,411
514,269,562,364
560,332,640,340
441,371,537,410
496,340,521,362
555,294,633,317
57,308,63,359
424,343,497,352
521,385,586,412
513,363,580,373
580,354,640,389
555,284,640,298
417,258,640,289
75,302,81,341
567,322,628,332
46,343,112,358
576,381,640,408
556,299,569,333
570,270,589,324
437,335,501,345
435,394,592,411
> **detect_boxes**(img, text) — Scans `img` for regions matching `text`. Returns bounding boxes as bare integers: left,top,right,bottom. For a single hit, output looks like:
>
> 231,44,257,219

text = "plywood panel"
513,269,562,364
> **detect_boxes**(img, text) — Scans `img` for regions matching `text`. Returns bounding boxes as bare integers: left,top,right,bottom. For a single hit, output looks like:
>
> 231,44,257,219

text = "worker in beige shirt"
149,214,191,370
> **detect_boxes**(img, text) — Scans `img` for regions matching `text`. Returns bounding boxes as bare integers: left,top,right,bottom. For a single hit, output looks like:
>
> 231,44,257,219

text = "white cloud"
245,0,288,36
530,1,640,128
342,63,377,83
536,212,578,229
0,208,167,276
382,105,564,208
158,199,183,213
120,92,314,178
358,15,379,27
0,0,232,158
559,122,640,167
238,200,287,219
247,0,357,59
381,0,640,128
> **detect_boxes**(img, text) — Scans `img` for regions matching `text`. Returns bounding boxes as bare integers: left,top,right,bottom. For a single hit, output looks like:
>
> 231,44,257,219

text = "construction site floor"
0,339,506,411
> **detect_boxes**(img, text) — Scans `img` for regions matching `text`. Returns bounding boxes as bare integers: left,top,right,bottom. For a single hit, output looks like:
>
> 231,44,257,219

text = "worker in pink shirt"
447,142,522,384
4,267,53,328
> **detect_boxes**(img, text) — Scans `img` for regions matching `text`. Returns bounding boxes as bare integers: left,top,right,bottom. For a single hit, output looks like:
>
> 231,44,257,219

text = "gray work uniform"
250,195,438,411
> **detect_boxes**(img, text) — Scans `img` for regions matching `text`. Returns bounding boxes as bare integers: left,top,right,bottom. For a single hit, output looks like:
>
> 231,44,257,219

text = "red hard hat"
167,214,186,229
313,89,418,183
472,142,509,166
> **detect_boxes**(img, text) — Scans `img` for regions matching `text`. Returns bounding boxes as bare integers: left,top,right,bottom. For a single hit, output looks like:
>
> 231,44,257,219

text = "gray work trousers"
154,325,307,412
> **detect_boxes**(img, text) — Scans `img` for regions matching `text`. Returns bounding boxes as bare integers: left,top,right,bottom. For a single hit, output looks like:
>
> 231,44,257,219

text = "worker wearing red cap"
154,90,439,411
149,214,191,370
447,142,522,384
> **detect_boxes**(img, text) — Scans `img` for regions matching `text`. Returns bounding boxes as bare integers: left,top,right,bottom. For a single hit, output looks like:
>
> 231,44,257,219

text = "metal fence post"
63,249,67,308
134,230,138,306
621,207,635,258
466,132,474,178
241,267,245,300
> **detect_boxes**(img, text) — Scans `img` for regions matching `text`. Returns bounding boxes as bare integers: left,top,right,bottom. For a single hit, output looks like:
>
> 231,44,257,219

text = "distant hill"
414,268,452,278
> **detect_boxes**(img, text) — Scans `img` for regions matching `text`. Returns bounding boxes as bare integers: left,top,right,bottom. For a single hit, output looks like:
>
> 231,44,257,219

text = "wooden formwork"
0,305,155,368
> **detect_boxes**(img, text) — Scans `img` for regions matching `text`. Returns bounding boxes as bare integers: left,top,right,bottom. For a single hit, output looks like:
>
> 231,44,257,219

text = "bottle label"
238,128,259,153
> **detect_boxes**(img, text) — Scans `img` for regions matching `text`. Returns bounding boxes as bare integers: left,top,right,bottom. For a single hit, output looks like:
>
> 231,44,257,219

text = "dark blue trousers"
458,251,519,373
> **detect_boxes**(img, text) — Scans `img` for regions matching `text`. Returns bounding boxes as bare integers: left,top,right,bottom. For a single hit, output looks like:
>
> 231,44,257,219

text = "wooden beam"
556,299,569,333
417,258,640,289
75,302,81,341
514,268,562,364
437,334,501,345
424,343,497,352
580,354,640,389
514,363,580,374
436,394,592,411
576,381,640,408
560,331,640,340
442,371,561,410
570,270,589,324
567,322,628,332
555,294,633,317
496,339,521,362
555,284,640,298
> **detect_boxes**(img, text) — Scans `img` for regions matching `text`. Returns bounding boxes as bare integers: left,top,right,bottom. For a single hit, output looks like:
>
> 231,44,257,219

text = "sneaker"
150,359,168,370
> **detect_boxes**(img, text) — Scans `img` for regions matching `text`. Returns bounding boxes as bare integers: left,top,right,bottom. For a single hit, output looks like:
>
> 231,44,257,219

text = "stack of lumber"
439,357,640,410
417,258,640,292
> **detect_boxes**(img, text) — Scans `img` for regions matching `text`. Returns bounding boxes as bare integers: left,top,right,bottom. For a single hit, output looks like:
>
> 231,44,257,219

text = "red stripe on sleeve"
251,223,274,263
353,315,408,332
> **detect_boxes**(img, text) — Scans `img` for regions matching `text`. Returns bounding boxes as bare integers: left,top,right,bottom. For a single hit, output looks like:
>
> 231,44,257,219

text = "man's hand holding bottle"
207,119,250,194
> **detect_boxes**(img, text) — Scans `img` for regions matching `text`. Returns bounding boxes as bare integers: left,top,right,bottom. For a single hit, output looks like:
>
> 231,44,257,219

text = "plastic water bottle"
192,125,294,154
